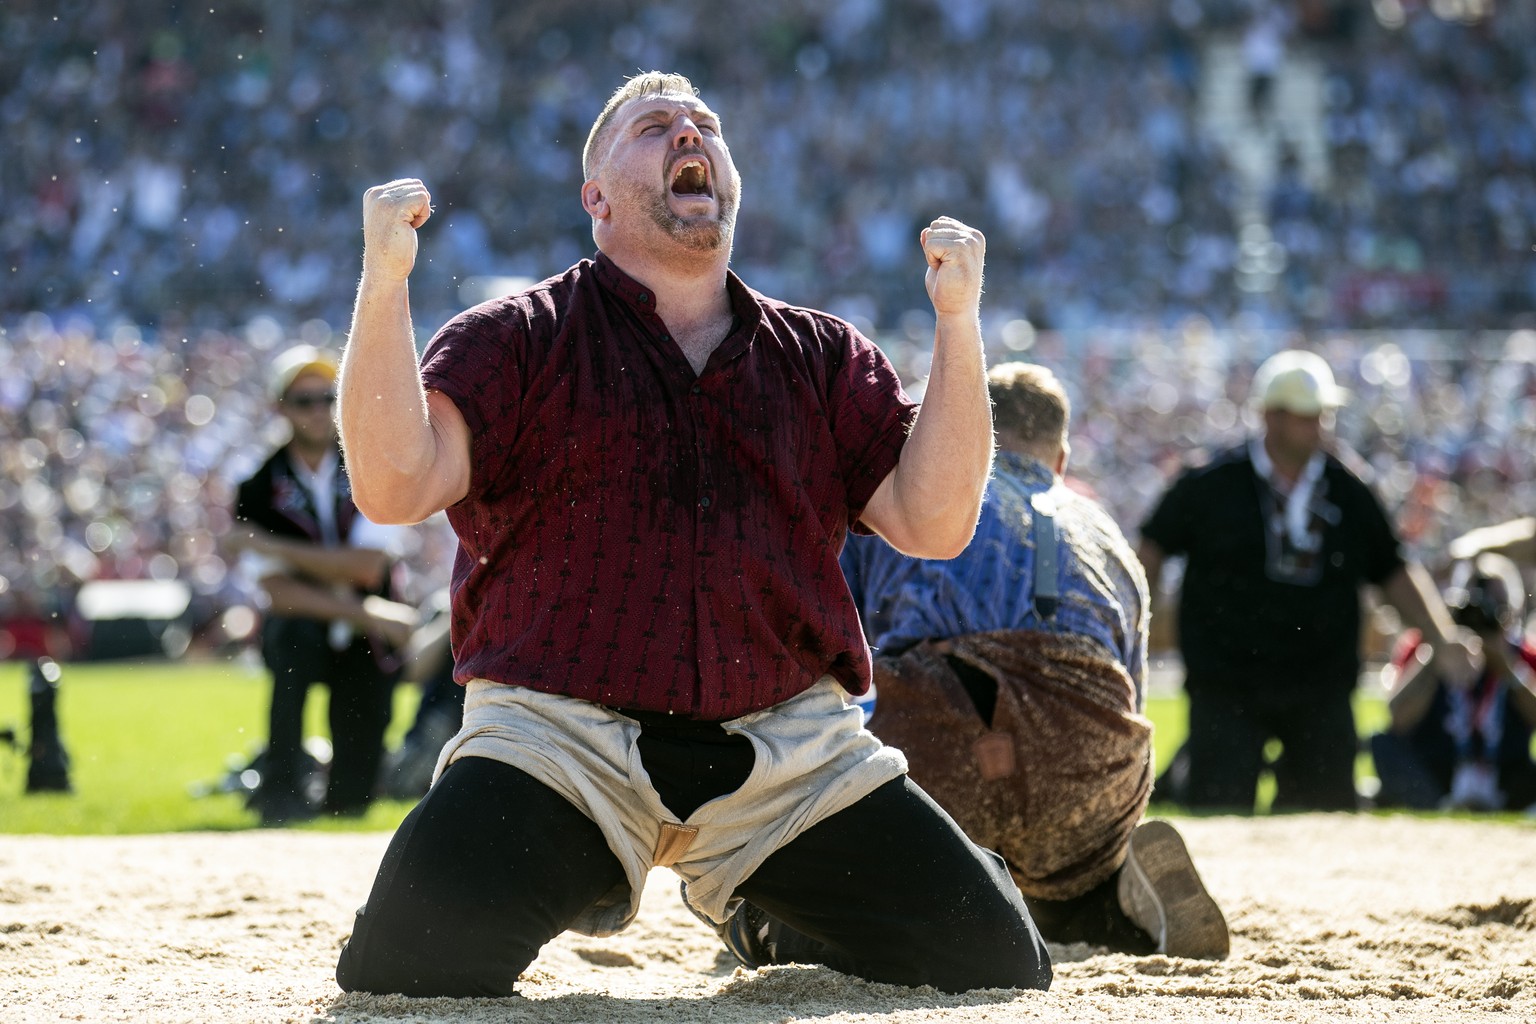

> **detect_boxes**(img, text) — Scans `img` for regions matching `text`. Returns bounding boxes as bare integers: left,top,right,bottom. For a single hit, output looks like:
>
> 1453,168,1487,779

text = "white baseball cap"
1251,349,1348,415
268,344,339,401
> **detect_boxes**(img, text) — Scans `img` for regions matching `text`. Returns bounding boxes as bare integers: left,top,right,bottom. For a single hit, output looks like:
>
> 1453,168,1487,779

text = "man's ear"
581,181,608,218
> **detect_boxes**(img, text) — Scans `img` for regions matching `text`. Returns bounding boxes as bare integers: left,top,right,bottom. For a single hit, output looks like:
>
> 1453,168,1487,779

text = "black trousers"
1182,672,1359,811
336,718,1051,997
261,618,397,814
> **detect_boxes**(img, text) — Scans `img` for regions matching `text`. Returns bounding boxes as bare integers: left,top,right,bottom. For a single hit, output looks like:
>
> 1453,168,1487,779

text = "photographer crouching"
1371,553,1536,811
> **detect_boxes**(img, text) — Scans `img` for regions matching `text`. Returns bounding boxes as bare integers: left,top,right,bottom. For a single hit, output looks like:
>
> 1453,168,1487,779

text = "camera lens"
1450,581,1504,633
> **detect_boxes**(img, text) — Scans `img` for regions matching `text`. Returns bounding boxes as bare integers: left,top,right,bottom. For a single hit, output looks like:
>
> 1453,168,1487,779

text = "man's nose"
671,117,703,149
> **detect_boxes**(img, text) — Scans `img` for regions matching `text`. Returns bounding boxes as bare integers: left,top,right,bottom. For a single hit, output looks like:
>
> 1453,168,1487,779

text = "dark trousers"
1371,730,1536,811
1367,731,1445,809
336,721,1051,997
1182,674,1359,811
261,618,397,814
403,655,465,745
1023,874,1155,956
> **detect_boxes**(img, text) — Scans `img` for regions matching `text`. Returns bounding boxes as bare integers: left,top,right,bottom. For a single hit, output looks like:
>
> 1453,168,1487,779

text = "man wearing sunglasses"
230,345,419,826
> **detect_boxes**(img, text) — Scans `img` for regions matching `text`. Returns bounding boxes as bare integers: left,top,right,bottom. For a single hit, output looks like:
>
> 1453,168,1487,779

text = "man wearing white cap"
230,344,419,825
1136,349,1480,810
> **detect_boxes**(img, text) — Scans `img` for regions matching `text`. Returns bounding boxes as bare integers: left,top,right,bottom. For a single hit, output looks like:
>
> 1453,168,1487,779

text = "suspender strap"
1030,489,1060,620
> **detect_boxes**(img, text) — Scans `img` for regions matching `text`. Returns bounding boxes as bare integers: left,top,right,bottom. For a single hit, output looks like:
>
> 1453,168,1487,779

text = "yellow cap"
268,345,339,401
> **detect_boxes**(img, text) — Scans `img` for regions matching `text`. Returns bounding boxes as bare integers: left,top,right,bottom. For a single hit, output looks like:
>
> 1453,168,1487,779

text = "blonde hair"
582,71,700,179
988,362,1069,454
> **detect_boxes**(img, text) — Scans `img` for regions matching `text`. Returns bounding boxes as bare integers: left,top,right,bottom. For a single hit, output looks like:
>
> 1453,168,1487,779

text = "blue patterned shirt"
840,452,1150,707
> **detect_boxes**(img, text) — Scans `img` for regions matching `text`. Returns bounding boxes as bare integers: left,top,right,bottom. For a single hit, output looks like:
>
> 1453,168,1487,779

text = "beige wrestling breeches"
433,676,908,936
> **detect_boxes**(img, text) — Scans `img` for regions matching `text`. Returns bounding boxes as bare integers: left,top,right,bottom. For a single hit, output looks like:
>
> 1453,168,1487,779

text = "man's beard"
635,174,740,254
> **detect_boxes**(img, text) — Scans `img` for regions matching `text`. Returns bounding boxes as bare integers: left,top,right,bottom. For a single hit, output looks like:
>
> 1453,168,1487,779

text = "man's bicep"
427,389,473,510
854,470,907,550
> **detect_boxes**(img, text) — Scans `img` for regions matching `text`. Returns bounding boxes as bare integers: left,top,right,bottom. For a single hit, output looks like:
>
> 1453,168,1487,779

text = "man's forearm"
863,216,991,559
1385,647,1439,732
1448,517,1536,564
1380,562,1457,644
341,179,471,525
338,273,439,522
261,575,376,628
1380,562,1483,687
890,311,993,554
259,532,392,590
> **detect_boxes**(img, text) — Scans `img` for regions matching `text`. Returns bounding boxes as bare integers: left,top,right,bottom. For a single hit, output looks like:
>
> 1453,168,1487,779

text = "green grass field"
0,656,1396,835
0,657,427,834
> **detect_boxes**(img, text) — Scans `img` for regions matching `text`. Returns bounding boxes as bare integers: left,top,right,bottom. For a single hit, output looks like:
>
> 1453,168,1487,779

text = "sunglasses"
285,391,337,410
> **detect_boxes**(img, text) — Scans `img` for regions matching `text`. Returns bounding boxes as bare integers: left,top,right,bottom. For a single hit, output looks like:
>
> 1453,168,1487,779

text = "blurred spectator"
229,345,417,825
1,3,1530,336
0,312,454,656
375,587,464,800
1137,349,1480,811
1371,553,1536,811
1242,1,1292,126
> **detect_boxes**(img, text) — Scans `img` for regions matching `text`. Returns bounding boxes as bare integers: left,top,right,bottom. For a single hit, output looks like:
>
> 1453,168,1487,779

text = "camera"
1448,578,1506,635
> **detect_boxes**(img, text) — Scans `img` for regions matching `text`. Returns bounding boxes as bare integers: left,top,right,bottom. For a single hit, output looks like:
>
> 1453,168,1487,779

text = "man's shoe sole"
1117,819,1230,959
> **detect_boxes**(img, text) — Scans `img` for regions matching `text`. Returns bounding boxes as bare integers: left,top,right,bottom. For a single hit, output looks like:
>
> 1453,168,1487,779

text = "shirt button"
638,292,650,304
691,384,702,395
700,495,712,508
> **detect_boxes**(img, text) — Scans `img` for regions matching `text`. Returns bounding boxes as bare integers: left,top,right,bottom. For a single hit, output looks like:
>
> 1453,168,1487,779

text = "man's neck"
1260,435,1311,488
997,441,1064,478
288,440,335,474
606,248,731,329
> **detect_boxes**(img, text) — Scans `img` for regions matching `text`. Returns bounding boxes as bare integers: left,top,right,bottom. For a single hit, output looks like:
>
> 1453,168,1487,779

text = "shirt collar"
286,446,339,493
591,251,763,340
1248,436,1324,494
995,450,1057,490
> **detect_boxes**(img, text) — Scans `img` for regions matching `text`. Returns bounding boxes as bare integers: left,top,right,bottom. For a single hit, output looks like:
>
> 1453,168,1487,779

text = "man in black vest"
232,345,417,825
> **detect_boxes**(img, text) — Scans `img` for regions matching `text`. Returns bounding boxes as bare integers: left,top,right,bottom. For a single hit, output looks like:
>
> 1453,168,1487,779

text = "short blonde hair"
582,71,700,179
988,362,1069,453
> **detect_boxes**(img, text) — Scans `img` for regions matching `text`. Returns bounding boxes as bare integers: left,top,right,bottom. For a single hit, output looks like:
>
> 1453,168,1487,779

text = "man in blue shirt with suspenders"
840,361,1228,959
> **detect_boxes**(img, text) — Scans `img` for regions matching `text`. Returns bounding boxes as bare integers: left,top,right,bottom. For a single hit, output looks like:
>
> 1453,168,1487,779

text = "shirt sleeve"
420,302,528,503
348,515,410,557
1139,467,1199,557
827,323,920,527
1353,475,1407,585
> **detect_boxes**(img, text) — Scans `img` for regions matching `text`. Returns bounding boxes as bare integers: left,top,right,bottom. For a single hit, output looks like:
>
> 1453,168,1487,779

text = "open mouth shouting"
669,155,714,202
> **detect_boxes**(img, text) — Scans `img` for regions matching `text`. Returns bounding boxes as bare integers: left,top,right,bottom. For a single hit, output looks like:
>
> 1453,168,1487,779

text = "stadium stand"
1,1,1532,646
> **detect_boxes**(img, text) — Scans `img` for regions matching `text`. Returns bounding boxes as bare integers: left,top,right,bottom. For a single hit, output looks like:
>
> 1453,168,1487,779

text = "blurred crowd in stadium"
4,1,1533,333
2,0,1534,652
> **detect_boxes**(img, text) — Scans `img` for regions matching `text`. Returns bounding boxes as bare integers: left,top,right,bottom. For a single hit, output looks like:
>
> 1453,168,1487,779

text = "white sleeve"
348,514,409,557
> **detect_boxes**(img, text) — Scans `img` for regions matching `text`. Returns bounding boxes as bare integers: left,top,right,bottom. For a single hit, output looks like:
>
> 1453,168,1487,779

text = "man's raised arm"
338,178,471,525
860,217,993,560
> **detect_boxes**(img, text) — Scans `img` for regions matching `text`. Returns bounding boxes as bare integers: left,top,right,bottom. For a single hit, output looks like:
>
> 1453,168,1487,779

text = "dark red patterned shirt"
421,253,917,720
